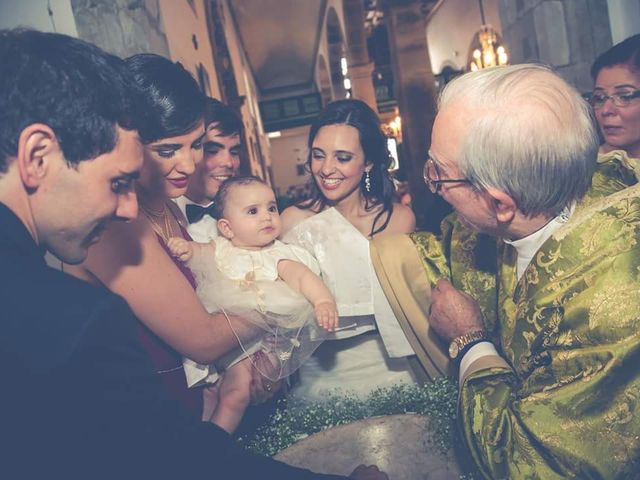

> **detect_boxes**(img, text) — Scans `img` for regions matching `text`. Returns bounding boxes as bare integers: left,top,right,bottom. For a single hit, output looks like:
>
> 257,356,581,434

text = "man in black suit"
0,29,386,480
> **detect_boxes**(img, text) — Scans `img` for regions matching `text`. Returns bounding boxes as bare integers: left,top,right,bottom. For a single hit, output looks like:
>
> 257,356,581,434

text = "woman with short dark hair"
66,54,262,418
589,34,640,160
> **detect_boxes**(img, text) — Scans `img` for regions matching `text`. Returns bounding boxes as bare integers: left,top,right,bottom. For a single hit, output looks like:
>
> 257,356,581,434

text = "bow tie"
185,203,216,224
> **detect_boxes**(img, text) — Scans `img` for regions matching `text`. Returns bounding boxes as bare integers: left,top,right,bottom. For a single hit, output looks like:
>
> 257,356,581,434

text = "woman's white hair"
439,64,599,216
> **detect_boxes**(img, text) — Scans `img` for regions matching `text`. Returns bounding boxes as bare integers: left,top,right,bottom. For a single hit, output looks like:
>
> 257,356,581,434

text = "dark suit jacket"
0,202,346,480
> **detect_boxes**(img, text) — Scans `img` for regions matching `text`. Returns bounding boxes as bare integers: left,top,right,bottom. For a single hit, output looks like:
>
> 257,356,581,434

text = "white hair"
439,64,599,216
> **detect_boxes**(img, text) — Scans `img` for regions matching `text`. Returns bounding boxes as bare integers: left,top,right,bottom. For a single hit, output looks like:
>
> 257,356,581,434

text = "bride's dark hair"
298,99,395,237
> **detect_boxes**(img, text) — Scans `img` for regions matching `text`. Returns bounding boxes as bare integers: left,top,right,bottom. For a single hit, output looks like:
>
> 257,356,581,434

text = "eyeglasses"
423,155,471,194
586,89,640,108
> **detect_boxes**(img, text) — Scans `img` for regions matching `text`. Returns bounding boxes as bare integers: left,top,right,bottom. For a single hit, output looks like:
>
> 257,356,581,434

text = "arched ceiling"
228,0,327,94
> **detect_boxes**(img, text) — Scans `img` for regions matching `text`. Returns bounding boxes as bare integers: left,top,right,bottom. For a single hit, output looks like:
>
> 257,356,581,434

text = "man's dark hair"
213,175,266,219
204,98,243,137
0,28,140,173
591,33,640,80
126,54,206,145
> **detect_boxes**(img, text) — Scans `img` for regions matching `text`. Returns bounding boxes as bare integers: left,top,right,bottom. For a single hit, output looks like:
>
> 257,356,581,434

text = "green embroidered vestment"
377,152,640,479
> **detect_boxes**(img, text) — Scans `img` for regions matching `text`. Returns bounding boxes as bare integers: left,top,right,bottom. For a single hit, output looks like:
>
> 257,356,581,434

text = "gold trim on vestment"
370,233,453,379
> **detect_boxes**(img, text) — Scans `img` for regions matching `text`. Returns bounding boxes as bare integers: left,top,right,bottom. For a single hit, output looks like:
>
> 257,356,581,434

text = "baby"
168,175,337,433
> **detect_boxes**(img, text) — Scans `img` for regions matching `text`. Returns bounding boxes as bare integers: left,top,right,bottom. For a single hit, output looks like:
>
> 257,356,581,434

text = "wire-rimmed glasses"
586,89,640,109
423,155,471,194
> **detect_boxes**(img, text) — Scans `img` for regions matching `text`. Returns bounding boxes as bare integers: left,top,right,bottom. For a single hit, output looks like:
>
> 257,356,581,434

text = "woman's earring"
365,171,371,192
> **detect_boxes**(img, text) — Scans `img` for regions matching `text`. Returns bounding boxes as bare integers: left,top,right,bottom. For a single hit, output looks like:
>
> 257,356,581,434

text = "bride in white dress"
281,99,420,401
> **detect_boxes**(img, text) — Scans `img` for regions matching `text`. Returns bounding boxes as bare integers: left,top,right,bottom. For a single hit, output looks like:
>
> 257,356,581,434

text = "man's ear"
217,218,234,239
17,124,61,189
485,187,517,223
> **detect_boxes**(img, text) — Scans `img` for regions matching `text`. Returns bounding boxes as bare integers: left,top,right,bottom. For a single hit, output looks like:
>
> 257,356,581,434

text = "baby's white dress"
281,207,419,401
183,236,326,385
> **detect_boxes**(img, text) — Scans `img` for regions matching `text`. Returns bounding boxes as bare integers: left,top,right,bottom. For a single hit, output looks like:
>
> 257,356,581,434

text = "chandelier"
467,0,508,71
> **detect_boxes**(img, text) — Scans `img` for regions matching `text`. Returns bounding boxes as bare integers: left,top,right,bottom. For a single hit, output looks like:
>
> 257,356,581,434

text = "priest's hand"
429,279,484,342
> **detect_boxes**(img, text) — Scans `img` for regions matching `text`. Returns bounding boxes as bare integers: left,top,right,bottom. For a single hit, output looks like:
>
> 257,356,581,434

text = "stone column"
342,0,378,110
384,0,446,231
70,0,169,58
205,0,253,176
348,62,378,109
607,0,640,43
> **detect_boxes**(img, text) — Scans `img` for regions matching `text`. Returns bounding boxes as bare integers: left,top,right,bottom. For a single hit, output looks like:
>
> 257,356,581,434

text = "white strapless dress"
281,208,418,400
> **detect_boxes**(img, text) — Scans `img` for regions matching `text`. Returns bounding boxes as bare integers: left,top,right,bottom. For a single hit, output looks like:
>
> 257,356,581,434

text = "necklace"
139,201,179,242
140,202,165,217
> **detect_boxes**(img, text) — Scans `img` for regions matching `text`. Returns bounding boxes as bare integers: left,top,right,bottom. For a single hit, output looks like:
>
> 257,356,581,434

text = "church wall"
159,0,221,99
498,0,612,92
0,0,78,36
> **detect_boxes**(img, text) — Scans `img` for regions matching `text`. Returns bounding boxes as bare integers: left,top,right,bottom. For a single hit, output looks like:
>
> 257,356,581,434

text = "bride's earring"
364,170,371,192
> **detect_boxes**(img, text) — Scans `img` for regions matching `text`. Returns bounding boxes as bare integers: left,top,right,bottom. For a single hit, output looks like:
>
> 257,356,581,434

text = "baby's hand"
314,300,338,331
167,237,193,262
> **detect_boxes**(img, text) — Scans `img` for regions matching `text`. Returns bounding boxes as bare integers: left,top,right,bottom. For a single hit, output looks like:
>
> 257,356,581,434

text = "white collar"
175,195,213,208
504,205,574,280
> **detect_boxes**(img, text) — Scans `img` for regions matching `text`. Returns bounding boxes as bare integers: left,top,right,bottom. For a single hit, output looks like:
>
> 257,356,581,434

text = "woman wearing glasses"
589,34,640,161
280,99,422,401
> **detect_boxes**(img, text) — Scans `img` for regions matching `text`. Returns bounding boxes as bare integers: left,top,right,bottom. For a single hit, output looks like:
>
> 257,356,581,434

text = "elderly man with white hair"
372,64,640,478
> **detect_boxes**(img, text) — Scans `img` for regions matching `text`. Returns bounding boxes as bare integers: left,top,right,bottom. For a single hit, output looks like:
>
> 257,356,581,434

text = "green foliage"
238,378,459,457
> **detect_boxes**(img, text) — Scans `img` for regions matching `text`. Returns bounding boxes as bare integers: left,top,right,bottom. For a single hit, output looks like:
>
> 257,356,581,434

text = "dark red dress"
136,227,203,419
